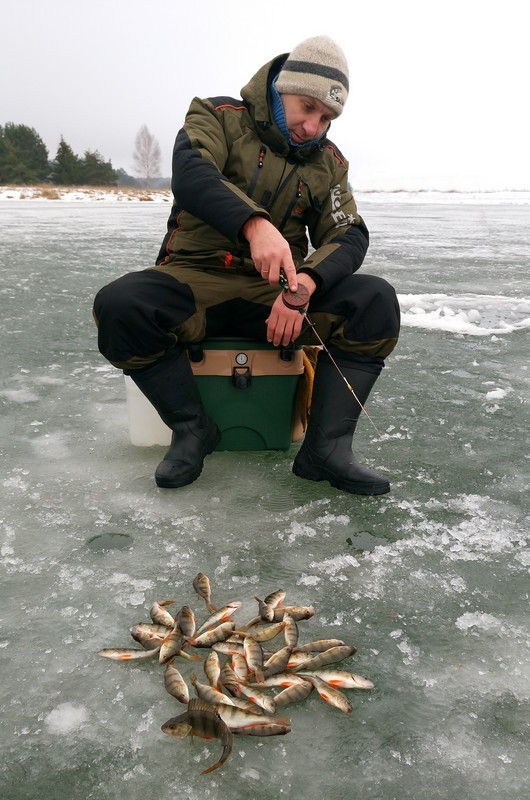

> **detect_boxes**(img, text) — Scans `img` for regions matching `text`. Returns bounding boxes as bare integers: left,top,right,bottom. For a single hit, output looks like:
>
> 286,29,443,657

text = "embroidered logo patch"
327,85,344,106
329,184,355,227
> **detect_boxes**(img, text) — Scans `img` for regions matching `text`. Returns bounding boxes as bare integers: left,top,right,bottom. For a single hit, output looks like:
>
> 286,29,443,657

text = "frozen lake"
1,196,529,799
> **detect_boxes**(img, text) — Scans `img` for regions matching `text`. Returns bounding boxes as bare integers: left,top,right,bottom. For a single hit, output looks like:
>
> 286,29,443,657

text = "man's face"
281,94,337,143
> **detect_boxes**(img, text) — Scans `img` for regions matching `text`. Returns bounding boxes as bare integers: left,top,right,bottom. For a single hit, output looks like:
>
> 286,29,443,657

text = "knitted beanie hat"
275,35,349,117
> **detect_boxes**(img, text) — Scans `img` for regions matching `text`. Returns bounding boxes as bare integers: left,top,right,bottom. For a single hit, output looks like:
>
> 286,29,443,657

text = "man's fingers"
282,260,298,291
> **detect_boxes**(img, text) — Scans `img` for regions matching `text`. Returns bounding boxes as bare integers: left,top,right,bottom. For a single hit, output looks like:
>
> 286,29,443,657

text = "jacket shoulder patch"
321,140,348,168
209,95,249,112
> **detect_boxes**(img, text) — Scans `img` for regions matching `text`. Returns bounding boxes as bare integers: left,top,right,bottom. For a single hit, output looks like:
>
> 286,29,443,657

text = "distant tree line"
0,122,167,187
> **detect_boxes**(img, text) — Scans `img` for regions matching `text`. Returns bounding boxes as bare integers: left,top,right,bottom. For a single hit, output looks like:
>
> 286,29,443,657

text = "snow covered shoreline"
2,185,530,205
0,185,172,203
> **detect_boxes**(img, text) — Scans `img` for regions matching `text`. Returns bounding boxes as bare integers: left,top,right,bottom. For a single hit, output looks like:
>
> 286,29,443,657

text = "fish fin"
187,697,219,715
160,599,176,607
271,715,291,726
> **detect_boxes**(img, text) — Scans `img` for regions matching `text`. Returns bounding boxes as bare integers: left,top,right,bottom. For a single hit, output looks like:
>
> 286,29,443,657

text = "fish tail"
206,602,217,613
201,741,232,775
181,650,202,662
201,760,222,775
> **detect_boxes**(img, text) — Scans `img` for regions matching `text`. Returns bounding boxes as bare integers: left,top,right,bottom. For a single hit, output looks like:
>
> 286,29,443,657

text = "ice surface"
0,197,528,799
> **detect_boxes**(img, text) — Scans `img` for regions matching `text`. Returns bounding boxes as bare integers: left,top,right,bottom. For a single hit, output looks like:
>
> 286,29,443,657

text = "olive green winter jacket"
156,54,369,296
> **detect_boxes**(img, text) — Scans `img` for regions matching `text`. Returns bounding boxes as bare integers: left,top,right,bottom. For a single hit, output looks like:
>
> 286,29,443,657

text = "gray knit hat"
275,35,349,117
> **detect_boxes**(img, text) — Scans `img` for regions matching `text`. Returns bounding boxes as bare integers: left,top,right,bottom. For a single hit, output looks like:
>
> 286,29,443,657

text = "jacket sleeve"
171,97,270,243
299,165,369,294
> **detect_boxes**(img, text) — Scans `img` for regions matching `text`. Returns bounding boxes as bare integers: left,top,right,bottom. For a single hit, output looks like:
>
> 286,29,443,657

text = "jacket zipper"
278,177,303,231
247,145,266,198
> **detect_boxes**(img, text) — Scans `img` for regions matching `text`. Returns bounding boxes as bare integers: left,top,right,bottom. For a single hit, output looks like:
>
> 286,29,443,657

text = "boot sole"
155,426,221,489
292,463,390,496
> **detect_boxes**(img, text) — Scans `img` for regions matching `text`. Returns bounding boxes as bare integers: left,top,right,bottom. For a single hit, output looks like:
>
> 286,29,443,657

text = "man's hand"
242,216,298,291
266,272,317,346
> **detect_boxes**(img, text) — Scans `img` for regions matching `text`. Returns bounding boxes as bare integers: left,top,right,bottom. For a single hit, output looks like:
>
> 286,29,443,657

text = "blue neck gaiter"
270,76,323,150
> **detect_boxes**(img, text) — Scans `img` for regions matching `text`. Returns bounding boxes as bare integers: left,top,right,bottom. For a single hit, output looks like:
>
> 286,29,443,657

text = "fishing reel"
278,272,310,312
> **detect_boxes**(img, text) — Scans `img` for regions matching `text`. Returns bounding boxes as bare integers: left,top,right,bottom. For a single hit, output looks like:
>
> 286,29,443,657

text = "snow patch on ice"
314,513,350,526
360,493,528,604
454,612,528,639
231,574,260,586
514,550,530,567
1,388,39,403
398,293,530,335
44,702,89,733
3,470,31,492
107,573,154,607
283,521,317,544
397,637,421,664
241,767,261,780
297,574,321,586
310,554,360,574
485,387,507,400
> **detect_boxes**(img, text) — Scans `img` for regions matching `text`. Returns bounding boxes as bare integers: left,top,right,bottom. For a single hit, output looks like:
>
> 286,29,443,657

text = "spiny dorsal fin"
187,697,218,715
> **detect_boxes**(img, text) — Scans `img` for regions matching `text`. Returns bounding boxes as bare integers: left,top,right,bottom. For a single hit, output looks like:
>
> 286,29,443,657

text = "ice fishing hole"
346,531,386,551
85,532,134,551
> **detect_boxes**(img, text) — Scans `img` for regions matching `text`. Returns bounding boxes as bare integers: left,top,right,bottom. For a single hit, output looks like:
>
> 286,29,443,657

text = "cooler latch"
187,343,204,363
232,366,251,389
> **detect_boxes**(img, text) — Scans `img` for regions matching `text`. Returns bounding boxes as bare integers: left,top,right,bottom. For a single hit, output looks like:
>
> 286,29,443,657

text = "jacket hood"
240,54,326,161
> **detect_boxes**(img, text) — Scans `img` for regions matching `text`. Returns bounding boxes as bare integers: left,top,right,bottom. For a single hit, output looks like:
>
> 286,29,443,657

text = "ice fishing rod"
278,273,383,439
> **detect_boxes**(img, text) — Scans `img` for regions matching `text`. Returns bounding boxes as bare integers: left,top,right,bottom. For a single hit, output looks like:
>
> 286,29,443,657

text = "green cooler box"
189,338,305,451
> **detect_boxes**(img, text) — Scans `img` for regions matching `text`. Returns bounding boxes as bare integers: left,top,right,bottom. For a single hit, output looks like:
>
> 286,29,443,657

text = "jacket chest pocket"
276,173,325,233
242,145,322,231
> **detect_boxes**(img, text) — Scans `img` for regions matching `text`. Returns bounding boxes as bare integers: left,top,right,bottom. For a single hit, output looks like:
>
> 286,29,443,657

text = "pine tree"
50,137,83,184
132,125,161,186
80,150,117,185
0,123,49,183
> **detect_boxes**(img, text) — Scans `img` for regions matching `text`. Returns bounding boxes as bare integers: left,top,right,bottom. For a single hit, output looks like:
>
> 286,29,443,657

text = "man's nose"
303,115,319,138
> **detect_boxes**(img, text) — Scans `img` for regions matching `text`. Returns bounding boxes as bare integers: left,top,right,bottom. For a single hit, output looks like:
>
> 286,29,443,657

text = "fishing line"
279,274,384,439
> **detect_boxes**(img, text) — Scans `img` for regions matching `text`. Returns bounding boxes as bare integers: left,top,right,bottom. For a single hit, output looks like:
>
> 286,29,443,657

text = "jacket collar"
240,54,326,162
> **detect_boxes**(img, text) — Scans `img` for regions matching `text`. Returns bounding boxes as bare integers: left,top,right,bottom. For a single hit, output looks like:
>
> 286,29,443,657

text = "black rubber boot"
129,349,220,488
292,353,390,495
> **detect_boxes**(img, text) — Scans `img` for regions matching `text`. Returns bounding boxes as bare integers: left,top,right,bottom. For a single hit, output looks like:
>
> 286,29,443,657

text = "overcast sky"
2,0,528,190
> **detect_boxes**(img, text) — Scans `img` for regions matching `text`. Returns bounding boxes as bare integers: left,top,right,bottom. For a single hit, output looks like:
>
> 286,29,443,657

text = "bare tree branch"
132,125,162,187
